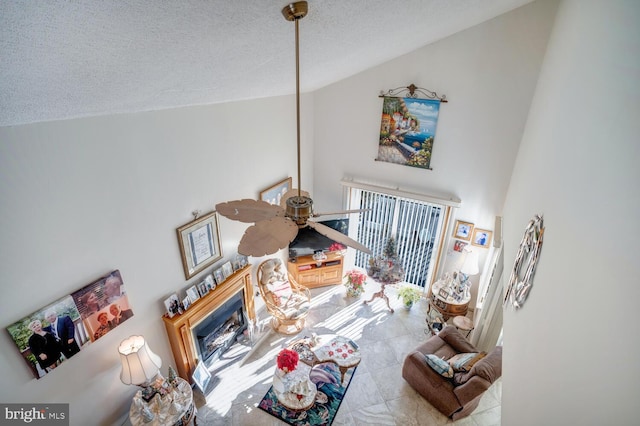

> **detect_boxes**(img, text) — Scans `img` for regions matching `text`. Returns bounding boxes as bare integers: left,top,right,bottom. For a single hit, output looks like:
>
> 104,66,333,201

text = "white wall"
0,95,313,425
313,0,558,303
501,1,640,424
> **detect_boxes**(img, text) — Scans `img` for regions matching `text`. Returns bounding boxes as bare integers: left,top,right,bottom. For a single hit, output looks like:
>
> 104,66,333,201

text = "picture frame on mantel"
176,211,223,280
259,177,292,206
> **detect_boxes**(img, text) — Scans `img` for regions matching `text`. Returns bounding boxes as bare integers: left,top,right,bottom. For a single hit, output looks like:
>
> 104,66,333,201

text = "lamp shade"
461,250,479,276
118,335,162,385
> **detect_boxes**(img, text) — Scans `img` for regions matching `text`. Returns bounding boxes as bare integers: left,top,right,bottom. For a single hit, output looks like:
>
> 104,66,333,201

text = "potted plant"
397,285,422,309
343,269,367,298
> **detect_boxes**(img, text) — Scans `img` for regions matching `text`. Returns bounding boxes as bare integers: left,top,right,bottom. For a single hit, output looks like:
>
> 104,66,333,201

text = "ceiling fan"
215,1,371,258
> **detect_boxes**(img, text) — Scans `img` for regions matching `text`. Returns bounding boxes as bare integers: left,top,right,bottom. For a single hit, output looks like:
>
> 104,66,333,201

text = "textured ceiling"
0,0,532,127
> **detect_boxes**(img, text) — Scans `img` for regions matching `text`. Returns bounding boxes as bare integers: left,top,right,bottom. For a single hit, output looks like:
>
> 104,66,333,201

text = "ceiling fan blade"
307,221,372,255
279,188,310,209
216,199,284,223
313,208,370,218
238,217,299,257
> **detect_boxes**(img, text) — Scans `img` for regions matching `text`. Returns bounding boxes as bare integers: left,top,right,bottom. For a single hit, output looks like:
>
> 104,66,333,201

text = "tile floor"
192,285,501,425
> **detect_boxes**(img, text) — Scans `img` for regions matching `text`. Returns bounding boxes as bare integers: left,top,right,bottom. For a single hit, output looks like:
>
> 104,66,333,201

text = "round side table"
453,315,474,338
129,377,196,426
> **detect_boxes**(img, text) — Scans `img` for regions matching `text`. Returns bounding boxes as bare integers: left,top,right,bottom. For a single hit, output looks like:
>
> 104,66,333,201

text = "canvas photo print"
71,270,134,342
7,295,88,379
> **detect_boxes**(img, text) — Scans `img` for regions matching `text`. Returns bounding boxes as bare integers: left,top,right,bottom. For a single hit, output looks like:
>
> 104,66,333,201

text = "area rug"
258,362,357,426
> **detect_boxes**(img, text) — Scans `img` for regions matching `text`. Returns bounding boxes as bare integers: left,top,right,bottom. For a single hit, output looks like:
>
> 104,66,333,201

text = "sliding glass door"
346,186,448,288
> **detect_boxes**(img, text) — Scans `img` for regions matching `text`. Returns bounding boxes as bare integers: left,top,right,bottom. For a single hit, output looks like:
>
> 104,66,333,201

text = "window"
343,182,455,288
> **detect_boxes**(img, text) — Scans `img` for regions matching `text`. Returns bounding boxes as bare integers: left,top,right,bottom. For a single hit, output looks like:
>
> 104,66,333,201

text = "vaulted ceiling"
0,0,533,127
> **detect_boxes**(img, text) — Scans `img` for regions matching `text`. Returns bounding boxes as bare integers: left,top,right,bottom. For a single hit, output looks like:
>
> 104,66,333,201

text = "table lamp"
459,248,479,298
118,335,162,387
460,249,479,277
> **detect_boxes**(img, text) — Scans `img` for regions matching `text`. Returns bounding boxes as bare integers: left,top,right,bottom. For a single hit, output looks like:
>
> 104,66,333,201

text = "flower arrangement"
397,285,422,308
328,242,346,253
276,348,299,373
343,269,367,297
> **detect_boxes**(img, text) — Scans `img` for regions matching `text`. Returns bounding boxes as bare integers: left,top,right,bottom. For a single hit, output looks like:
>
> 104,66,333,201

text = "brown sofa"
402,325,502,420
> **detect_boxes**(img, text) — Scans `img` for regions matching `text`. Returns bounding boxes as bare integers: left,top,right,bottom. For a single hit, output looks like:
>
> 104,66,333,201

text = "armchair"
402,325,502,421
257,258,311,335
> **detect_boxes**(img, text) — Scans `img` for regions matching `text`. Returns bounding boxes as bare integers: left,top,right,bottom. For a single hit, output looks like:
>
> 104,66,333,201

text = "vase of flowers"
343,269,367,297
397,285,422,309
276,348,299,375
328,242,347,256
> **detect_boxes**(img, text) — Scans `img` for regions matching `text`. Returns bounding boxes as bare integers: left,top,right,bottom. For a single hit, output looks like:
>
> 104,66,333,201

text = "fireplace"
163,265,255,381
193,289,246,366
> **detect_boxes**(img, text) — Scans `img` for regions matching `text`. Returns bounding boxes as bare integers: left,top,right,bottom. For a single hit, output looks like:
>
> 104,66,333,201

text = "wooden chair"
257,258,311,335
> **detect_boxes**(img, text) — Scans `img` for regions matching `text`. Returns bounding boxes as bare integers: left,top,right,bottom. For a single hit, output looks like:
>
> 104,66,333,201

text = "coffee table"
272,362,317,411
289,334,361,384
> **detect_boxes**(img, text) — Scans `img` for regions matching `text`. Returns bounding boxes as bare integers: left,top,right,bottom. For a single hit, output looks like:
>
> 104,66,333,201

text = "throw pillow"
424,354,453,378
448,352,478,371
448,352,486,372
268,280,292,306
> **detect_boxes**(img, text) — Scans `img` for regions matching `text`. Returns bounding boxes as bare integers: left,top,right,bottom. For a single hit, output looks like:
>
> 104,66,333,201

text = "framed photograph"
164,293,181,318
186,285,200,304
438,287,451,300
176,211,223,280
221,261,234,279
453,240,468,253
213,268,225,285
192,361,212,394
232,254,248,271
202,274,215,292
472,229,493,248
259,177,292,205
197,281,209,298
453,220,474,241
182,296,191,311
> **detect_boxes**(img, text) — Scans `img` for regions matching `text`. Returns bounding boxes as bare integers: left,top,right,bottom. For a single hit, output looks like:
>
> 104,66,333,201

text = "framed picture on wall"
260,177,292,206
471,229,493,248
453,220,474,241
176,211,223,280
453,240,468,252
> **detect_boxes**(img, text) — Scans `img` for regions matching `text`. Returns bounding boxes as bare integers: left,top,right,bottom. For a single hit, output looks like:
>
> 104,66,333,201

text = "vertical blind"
346,186,449,288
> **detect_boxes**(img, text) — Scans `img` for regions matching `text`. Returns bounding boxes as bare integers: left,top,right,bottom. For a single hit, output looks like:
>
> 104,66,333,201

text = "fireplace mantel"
162,265,255,381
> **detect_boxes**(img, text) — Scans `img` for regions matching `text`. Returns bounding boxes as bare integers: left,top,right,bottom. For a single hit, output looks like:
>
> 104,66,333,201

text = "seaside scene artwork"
377,96,441,169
